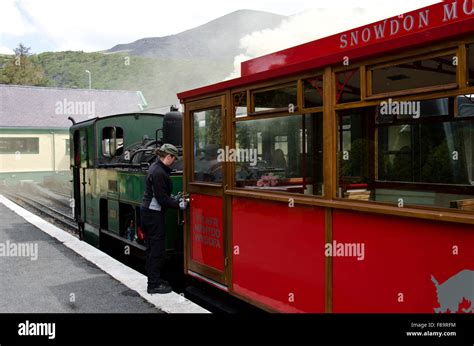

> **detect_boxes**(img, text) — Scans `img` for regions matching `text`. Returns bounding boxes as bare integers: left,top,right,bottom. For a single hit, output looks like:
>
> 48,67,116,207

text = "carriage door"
185,96,229,287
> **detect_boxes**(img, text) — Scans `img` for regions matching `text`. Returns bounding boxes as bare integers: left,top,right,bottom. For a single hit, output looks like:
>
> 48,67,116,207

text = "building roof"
178,1,474,100
0,84,147,129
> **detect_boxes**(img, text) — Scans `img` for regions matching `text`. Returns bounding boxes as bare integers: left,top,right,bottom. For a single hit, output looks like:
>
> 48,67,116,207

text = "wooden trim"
182,102,190,274
323,66,336,199
248,107,296,117
360,65,367,101
224,89,233,289
301,106,324,113
189,260,226,285
226,189,474,225
334,86,474,111
246,89,251,116
325,208,333,313
366,83,459,101
245,77,299,95
368,48,457,71
184,96,228,280
251,81,297,94
188,183,223,197
186,95,226,111
459,44,468,89
234,111,297,122
297,79,304,112
373,181,474,195
335,99,381,110
367,68,373,98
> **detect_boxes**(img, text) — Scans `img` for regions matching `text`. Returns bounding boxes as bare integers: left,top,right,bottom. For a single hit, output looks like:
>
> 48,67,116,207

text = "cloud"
0,0,34,36
227,0,441,79
14,0,318,52
0,46,14,55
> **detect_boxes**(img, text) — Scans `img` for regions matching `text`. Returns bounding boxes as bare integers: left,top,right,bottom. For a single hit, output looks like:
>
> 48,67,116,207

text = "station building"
0,85,147,185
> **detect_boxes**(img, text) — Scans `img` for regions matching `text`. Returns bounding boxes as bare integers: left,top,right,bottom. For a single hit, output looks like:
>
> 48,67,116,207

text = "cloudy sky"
0,0,440,55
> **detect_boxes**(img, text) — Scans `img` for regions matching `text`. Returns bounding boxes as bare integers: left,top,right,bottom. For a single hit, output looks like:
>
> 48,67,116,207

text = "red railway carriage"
177,1,474,313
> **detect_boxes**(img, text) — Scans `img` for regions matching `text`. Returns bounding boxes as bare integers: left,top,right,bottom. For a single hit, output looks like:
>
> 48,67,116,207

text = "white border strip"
0,195,209,314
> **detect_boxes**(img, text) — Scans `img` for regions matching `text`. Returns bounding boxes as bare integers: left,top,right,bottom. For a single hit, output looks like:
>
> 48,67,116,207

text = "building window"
336,69,360,103
0,137,39,154
235,113,323,195
193,107,222,183
102,127,124,157
337,96,474,210
371,54,457,95
253,84,297,113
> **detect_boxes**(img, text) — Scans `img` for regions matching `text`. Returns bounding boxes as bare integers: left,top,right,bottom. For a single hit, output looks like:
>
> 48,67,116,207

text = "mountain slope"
1,10,286,109
107,10,286,60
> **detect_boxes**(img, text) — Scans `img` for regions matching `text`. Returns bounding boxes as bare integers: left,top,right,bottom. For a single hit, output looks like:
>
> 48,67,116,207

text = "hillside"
107,10,286,60
0,10,286,110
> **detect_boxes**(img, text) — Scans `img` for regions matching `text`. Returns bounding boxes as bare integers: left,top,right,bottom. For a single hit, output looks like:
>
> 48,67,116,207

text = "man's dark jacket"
141,160,179,211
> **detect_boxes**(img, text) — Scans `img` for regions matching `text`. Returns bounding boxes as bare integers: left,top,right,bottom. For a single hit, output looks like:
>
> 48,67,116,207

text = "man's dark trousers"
140,205,166,288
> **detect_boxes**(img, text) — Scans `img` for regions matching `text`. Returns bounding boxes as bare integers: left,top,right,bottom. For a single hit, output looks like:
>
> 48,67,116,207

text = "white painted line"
0,195,209,314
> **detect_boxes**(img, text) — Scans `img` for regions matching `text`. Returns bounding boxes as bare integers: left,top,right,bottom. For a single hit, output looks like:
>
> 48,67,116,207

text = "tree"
0,43,48,86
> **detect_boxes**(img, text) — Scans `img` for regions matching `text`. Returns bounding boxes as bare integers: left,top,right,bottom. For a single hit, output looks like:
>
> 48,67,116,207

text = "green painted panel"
95,114,164,159
118,172,146,204
108,199,120,234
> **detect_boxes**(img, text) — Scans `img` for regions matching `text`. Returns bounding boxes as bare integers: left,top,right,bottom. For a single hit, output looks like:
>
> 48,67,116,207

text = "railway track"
3,191,79,235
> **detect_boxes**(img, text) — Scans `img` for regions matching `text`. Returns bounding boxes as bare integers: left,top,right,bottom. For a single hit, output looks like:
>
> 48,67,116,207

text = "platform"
0,195,208,313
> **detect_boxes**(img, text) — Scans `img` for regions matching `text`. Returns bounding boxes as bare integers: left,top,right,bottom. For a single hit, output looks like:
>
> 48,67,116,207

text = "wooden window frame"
186,96,226,190
232,111,325,198
301,74,324,113
249,82,298,116
367,49,459,99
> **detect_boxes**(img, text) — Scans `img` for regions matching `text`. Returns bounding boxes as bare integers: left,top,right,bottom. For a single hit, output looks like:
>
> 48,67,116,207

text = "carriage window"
468,44,474,87
457,95,474,118
371,54,457,95
193,107,222,183
102,127,123,157
303,76,323,108
338,97,474,211
338,110,371,195
235,113,323,195
233,92,247,118
336,69,360,103
253,84,297,112
375,98,450,124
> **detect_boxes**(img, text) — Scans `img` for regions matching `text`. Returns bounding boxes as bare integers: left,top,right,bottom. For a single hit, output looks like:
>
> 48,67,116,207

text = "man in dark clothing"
140,143,186,294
